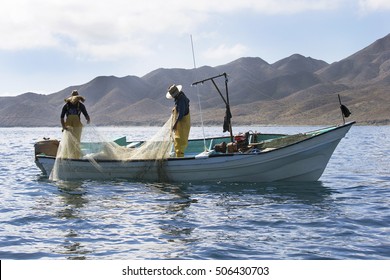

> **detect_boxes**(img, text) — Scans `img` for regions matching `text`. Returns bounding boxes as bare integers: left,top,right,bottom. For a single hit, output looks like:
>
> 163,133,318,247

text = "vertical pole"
338,94,345,124
224,73,233,141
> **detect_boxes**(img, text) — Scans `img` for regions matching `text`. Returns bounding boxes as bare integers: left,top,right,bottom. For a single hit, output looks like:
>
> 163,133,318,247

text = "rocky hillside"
1,34,389,127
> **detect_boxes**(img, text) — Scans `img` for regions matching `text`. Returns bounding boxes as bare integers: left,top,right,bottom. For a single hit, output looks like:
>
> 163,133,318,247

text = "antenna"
190,35,208,151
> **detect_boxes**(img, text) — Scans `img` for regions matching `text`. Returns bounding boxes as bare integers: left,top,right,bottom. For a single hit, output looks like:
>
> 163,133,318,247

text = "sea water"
0,125,389,260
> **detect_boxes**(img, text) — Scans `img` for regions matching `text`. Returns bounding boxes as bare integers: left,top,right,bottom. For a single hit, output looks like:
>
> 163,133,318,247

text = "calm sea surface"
0,125,389,260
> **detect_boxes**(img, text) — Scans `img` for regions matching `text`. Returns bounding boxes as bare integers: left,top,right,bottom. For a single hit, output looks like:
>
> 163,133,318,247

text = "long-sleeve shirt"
61,102,89,120
174,92,190,121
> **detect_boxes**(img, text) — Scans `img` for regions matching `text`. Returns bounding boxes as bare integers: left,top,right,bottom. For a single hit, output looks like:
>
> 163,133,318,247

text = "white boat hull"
35,122,354,182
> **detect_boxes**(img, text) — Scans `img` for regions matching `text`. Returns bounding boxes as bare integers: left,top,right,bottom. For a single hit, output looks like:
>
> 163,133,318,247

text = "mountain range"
1,33,389,127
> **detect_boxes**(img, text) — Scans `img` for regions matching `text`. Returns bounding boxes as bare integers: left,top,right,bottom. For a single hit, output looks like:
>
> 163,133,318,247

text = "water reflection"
140,181,335,259
177,180,334,205
53,180,91,259
2,126,389,260
33,179,336,259
146,183,200,249
55,181,88,219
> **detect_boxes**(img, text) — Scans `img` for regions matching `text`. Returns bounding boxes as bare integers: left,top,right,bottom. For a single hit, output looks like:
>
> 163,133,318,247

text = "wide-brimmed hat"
64,90,85,104
166,84,182,99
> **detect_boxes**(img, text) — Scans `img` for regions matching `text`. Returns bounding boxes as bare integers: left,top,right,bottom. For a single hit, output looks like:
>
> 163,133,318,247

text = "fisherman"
166,84,190,157
60,90,90,158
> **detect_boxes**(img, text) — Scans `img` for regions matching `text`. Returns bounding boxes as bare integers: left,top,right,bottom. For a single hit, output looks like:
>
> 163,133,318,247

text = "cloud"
237,0,342,14
0,0,346,62
203,44,248,63
0,0,387,69
1,0,389,96
0,0,197,59
358,0,390,11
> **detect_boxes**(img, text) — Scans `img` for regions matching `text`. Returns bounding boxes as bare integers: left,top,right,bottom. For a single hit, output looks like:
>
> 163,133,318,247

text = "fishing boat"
34,73,355,182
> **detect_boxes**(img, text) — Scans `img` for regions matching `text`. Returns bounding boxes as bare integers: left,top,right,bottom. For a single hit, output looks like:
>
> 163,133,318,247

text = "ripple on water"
1,126,390,259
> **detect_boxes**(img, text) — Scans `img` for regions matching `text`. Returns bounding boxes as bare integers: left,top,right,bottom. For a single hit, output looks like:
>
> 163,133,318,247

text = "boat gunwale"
35,121,355,164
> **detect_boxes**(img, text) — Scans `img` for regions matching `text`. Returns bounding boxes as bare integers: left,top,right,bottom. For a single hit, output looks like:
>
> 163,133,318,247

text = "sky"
0,0,389,96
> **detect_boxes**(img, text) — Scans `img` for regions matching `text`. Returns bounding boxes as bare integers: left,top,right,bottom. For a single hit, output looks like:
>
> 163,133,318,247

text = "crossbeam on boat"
191,73,228,86
192,73,233,141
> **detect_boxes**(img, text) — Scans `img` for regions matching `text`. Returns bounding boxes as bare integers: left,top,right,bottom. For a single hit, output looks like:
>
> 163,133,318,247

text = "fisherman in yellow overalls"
166,84,190,157
60,90,90,158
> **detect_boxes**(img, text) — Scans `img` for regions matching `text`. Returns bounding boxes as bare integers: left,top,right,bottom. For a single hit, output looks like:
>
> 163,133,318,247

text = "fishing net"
49,116,174,181
49,126,83,181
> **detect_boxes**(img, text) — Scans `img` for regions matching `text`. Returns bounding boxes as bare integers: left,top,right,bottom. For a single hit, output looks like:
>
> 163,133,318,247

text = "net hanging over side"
49,116,174,181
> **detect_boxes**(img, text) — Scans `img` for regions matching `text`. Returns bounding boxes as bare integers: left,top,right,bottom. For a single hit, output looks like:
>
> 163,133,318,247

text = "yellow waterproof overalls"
61,115,83,159
172,108,191,157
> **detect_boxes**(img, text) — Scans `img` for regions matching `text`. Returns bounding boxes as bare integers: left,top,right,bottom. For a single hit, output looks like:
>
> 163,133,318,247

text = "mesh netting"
49,116,174,181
